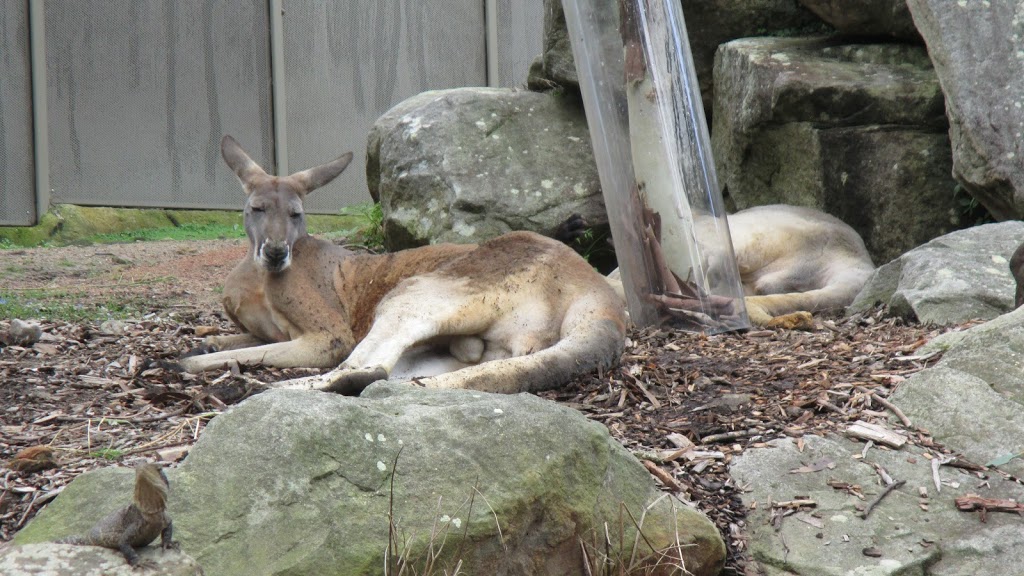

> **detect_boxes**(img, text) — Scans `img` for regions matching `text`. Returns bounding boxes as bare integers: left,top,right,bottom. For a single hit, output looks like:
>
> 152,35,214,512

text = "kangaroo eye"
290,212,303,219
251,206,264,213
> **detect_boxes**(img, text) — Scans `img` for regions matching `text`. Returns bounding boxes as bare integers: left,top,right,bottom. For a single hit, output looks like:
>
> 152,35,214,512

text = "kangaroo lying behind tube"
177,136,628,394
600,205,874,329
718,204,875,327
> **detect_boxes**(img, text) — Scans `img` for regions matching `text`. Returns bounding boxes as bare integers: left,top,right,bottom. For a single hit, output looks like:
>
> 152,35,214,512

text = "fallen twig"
955,494,1024,522
855,386,912,427
642,460,681,493
773,499,816,510
861,480,905,519
701,429,759,444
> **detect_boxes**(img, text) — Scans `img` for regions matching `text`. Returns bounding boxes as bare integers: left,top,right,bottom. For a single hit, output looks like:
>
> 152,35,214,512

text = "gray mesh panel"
282,0,487,213
0,0,36,226
495,0,544,88
44,0,273,210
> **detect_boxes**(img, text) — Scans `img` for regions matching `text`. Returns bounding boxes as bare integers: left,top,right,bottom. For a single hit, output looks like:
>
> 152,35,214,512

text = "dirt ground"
0,237,970,574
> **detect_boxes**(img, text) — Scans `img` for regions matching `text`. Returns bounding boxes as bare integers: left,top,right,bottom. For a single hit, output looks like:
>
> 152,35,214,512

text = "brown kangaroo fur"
178,136,627,394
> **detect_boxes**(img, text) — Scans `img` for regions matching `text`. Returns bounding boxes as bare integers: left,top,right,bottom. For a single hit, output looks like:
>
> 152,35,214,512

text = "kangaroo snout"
257,240,291,272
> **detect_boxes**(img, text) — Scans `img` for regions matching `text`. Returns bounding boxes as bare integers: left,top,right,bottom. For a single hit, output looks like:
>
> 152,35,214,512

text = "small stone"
100,320,128,336
862,547,883,557
6,319,42,347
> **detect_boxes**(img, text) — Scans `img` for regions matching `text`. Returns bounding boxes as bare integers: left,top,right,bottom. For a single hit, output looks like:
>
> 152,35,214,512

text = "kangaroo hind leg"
279,282,490,394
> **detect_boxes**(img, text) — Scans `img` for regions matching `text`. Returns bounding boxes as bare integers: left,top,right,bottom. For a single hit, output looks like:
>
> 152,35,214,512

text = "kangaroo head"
221,135,353,273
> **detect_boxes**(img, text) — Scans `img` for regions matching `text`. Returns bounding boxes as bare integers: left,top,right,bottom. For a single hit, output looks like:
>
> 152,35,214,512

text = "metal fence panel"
44,0,273,211
282,0,488,213
495,1,544,88
0,0,36,226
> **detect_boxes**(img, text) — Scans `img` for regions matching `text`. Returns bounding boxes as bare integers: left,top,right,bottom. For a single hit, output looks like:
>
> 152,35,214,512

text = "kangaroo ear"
221,135,268,190
291,152,354,194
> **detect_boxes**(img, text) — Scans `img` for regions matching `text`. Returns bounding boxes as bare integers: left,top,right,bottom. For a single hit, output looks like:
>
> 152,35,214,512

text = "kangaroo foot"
765,311,814,331
273,367,388,395
322,367,389,395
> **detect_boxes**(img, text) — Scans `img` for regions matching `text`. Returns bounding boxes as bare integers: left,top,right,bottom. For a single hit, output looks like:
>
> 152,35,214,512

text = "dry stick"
856,386,912,427
642,460,682,492
870,463,894,486
816,395,847,416
701,429,759,444
15,491,40,529
861,479,906,519
579,539,595,576
955,494,1024,522
931,457,943,493
773,499,817,509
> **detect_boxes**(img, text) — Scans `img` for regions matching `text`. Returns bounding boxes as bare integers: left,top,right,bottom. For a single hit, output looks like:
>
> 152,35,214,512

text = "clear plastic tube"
562,0,748,333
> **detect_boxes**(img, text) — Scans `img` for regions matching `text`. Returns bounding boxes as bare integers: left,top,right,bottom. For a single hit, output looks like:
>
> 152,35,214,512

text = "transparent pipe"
562,0,748,333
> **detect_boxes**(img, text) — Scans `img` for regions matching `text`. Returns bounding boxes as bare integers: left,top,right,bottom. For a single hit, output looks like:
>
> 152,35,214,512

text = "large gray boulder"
15,384,725,576
731,434,1024,575
541,0,823,124
366,87,606,250
891,305,1024,478
712,37,960,264
908,0,1024,221
797,0,920,40
849,221,1024,324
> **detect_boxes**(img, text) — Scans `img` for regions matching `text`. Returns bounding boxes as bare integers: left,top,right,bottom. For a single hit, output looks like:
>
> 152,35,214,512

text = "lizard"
56,463,177,567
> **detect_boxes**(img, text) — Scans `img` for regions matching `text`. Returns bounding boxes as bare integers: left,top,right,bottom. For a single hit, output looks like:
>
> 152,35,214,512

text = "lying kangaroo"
178,136,627,394
724,204,875,326
602,204,873,329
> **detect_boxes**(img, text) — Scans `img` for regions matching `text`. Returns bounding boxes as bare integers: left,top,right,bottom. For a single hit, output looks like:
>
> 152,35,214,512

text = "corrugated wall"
0,0,36,226
282,0,488,211
0,1,543,222
496,0,545,88
44,0,274,210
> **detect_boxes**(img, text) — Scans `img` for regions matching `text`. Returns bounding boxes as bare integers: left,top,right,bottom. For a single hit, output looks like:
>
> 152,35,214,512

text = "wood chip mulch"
0,307,976,574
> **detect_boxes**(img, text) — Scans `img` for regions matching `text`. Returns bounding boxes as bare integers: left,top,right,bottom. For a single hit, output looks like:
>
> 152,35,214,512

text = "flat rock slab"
850,221,1024,324
892,305,1024,478
730,434,1024,575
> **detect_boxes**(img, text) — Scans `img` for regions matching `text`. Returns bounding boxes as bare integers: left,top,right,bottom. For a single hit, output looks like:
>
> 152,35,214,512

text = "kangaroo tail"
416,296,626,394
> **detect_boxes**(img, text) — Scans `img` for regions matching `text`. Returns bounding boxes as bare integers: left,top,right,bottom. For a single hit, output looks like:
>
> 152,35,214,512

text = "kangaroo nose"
261,241,290,271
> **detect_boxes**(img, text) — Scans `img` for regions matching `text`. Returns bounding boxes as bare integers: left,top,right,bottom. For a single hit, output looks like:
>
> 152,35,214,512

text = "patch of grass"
90,222,246,244
337,202,386,251
0,204,363,249
0,289,154,322
88,448,124,461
